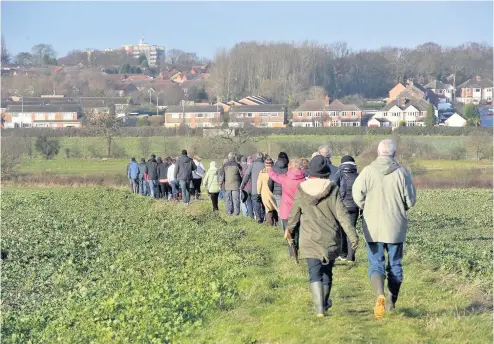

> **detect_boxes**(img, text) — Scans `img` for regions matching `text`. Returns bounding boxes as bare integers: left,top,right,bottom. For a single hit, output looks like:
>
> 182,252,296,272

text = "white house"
367,117,390,127
373,95,430,128
444,113,467,127
424,80,455,102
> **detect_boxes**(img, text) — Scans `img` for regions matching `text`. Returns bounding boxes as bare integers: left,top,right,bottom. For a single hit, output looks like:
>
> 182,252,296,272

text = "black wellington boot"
386,279,402,311
323,283,332,311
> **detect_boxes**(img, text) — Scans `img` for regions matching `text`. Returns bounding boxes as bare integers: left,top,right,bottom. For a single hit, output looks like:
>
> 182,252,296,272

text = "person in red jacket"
268,159,306,256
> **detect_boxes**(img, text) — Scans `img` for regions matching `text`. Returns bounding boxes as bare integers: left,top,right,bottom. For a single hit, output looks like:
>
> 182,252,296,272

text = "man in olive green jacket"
286,155,358,317
352,139,416,319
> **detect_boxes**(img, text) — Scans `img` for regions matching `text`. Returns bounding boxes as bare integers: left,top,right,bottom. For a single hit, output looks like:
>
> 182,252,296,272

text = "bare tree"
86,105,122,157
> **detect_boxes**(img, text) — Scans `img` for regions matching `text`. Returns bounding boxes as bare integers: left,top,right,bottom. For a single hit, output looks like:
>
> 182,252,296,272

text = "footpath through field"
180,200,492,343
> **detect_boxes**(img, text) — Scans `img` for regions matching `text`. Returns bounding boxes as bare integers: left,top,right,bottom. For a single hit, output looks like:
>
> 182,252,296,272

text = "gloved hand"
351,239,358,250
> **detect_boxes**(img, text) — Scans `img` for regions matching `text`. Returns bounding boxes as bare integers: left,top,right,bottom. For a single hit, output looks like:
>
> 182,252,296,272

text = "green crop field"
2,188,492,343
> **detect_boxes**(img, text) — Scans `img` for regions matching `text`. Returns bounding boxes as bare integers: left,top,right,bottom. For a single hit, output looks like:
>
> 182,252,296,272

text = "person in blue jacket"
127,157,140,193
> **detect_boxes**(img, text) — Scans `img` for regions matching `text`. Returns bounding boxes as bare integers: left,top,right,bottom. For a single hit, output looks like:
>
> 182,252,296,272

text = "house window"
171,113,181,119
383,112,388,117
341,111,347,117
351,111,356,116
35,113,45,120
474,88,481,92
270,113,278,117
487,89,492,93
63,113,73,120
314,121,322,127
314,112,322,117
331,120,340,127
207,113,215,118
308,112,312,117
298,112,303,118
196,113,203,118
258,112,270,117
48,113,56,120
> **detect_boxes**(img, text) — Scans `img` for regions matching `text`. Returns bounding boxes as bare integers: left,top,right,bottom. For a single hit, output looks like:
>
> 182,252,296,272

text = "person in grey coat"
222,152,243,216
174,149,197,205
240,152,265,223
352,139,416,319
137,158,148,196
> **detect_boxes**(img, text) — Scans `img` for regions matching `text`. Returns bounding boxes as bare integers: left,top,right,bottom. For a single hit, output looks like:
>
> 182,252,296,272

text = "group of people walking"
126,139,416,319
127,150,205,204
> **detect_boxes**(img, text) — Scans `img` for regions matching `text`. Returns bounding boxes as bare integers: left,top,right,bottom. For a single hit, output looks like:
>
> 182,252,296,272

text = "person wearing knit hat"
285,154,358,318
270,152,289,216
257,158,278,226
332,155,359,264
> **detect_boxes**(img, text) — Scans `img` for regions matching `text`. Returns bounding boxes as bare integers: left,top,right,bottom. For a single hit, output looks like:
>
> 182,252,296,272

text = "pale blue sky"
2,1,493,58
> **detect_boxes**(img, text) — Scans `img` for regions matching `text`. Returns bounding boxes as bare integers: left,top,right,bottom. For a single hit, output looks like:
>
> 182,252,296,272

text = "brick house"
292,99,328,127
228,104,286,128
456,76,493,104
3,104,82,128
292,98,362,127
164,105,223,128
325,99,362,127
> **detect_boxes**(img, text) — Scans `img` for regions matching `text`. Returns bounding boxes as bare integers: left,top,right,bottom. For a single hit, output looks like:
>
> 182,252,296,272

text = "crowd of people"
126,139,416,319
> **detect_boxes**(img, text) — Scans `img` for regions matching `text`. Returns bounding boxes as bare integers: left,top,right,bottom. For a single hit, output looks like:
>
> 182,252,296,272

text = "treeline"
206,41,493,105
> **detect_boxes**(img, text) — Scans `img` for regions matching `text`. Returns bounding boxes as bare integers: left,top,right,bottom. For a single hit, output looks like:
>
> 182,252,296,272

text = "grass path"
177,205,492,344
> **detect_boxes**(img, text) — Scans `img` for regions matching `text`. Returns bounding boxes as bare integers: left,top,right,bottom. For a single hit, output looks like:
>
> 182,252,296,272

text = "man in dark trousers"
146,154,159,198
174,150,197,205
137,158,148,196
240,152,265,223
333,155,360,262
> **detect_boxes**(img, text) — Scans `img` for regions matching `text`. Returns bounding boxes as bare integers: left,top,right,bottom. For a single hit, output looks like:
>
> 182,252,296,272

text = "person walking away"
174,150,197,205
222,152,243,216
146,155,159,198
202,161,221,211
127,157,140,193
192,155,205,200
269,152,289,212
332,155,360,263
155,157,164,198
157,157,170,199
268,159,305,255
240,156,254,218
318,145,338,177
352,139,416,319
257,158,278,226
286,155,358,317
167,158,178,200
218,158,228,201
240,152,265,223
138,158,148,195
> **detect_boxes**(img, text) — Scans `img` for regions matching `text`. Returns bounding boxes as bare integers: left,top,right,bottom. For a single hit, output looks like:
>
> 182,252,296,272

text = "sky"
2,1,493,58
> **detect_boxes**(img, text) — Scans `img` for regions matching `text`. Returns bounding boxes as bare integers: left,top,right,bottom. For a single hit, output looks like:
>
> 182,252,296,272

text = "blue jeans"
241,192,254,218
179,180,190,204
169,180,178,199
366,242,404,283
139,178,147,195
148,180,157,198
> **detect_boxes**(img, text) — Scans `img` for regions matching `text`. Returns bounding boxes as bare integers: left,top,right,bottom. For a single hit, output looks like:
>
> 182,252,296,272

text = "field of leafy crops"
407,189,493,289
1,188,264,343
1,187,492,343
